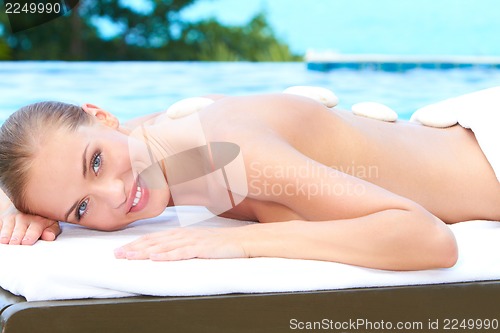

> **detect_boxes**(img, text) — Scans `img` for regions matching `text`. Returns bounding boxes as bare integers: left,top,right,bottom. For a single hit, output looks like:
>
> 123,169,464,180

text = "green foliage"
0,9,11,59
1,2,101,60
184,13,300,61
0,38,11,60
0,0,300,61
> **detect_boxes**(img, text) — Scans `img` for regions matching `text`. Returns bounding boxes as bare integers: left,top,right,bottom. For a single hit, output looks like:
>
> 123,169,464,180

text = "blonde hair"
0,101,94,213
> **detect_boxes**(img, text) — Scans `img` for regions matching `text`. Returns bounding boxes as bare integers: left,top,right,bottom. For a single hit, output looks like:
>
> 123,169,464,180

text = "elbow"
403,206,458,270
432,228,458,268
400,228,458,271
418,210,459,269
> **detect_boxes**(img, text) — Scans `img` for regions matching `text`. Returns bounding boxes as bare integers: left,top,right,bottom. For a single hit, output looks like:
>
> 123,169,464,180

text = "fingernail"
0,236,8,244
22,237,30,243
114,248,125,258
8,237,19,245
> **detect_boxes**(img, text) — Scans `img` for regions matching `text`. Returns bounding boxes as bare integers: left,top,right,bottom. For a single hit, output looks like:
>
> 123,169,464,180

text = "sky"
175,0,500,56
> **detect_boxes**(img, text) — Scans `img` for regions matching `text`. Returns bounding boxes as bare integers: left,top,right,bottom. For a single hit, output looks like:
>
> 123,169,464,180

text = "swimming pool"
1,61,500,122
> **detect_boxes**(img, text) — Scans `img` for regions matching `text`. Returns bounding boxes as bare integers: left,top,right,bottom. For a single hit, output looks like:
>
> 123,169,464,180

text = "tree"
0,0,196,60
0,1,100,60
0,0,300,61
80,0,196,59
0,37,10,60
182,13,300,61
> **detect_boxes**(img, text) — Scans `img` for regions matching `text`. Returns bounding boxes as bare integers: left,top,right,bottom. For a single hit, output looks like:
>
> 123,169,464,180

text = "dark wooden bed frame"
0,281,500,333
2,280,500,333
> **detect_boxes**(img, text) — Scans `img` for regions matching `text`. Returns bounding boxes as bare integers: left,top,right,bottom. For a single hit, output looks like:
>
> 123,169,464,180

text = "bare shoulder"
203,93,330,121
123,111,163,129
200,94,337,144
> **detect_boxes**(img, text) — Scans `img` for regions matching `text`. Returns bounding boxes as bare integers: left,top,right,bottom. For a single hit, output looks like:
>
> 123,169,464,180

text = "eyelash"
76,150,103,221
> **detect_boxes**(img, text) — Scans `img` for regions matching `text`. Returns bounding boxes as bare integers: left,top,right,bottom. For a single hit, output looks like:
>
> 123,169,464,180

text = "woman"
0,92,498,270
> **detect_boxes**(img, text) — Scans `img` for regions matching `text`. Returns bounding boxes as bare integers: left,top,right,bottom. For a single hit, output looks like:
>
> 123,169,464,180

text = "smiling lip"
127,177,149,213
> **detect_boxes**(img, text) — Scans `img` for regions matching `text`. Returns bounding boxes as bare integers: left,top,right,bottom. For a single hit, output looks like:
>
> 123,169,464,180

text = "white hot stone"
166,97,215,119
410,105,459,128
351,102,398,122
282,86,339,108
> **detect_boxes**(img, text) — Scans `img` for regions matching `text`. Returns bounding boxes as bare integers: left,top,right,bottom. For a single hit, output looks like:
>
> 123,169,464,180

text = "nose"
92,177,127,209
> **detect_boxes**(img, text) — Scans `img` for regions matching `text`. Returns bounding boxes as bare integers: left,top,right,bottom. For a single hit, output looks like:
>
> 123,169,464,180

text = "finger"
121,239,184,260
135,232,193,253
119,242,170,260
115,238,156,256
122,243,164,260
128,239,196,261
21,216,50,245
21,222,44,245
114,242,150,258
40,221,61,242
0,218,5,243
9,216,29,245
117,229,182,253
114,229,195,259
123,250,149,260
0,217,15,244
114,248,127,259
150,247,196,261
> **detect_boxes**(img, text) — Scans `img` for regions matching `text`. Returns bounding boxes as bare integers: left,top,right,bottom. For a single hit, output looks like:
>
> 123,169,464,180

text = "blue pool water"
1,62,500,123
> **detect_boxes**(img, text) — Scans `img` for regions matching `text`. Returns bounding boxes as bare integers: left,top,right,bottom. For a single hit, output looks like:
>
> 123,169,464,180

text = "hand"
114,226,249,261
0,210,61,245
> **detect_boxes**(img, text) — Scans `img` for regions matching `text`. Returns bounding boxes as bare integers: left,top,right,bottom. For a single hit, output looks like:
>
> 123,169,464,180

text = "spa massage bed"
1,207,500,333
2,87,500,332
2,280,500,333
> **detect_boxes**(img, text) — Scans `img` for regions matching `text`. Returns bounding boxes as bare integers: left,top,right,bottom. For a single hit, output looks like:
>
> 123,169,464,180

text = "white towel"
0,206,499,302
411,87,500,181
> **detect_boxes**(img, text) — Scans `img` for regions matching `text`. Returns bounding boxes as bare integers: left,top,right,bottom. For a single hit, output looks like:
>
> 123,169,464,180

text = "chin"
141,196,170,219
93,222,130,232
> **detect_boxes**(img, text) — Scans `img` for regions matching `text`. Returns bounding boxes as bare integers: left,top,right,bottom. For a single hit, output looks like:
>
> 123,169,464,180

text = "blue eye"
77,199,89,220
92,153,101,174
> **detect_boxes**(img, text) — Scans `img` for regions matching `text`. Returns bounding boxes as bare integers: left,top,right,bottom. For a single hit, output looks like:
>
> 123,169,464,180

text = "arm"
115,207,456,270
242,209,456,270
115,136,457,270
0,188,60,245
255,138,458,269
242,138,457,270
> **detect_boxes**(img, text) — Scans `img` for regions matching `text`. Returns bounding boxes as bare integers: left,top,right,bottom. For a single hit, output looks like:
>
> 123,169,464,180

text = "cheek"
151,188,171,213
85,209,127,231
117,154,132,174
116,141,133,165
81,197,122,227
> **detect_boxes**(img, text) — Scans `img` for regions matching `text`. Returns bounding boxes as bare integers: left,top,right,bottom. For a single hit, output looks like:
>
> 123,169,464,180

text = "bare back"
169,94,500,223
304,106,500,223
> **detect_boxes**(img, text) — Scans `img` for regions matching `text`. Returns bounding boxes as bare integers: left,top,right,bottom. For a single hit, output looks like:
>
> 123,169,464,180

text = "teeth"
131,186,142,207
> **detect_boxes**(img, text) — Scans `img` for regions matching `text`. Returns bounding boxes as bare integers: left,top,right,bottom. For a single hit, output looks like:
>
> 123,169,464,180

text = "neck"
164,141,247,218
162,143,218,207
137,114,244,212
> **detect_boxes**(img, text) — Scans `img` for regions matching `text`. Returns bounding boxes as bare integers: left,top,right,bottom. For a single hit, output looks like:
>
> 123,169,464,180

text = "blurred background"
2,0,500,61
1,0,500,121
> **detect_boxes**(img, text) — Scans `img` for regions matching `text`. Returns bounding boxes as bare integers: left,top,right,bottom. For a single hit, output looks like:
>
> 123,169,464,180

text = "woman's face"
24,120,171,231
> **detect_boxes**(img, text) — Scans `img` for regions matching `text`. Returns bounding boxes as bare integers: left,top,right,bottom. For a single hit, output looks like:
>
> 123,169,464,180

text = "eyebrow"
64,143,90,222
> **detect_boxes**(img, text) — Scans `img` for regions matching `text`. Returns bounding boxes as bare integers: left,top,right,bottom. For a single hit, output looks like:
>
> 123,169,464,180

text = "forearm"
243,208,458,271
115,204,457,270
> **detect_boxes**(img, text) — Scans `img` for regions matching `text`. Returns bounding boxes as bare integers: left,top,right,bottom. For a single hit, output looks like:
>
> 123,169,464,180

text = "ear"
81,103,119,129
